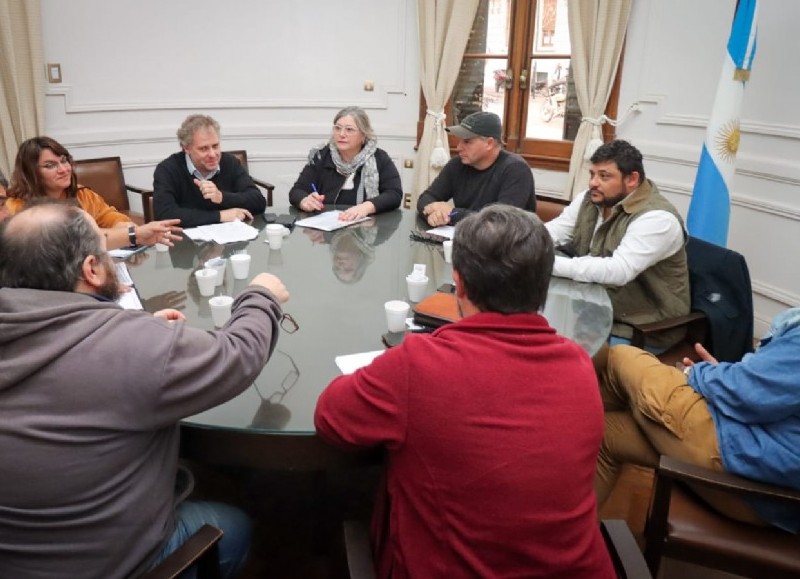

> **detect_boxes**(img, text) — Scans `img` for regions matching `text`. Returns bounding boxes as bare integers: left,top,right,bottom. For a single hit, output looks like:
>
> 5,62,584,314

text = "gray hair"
452,205,554,314
0,203,103,291
333,106,375,142
176,114,221,147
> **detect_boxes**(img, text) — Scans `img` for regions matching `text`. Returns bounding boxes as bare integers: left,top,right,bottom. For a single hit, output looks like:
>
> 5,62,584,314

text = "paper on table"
183,220,260,244
334,350,385,375
426,225,455,239
295,211,370,232
109,245,148,259
114,263,143,310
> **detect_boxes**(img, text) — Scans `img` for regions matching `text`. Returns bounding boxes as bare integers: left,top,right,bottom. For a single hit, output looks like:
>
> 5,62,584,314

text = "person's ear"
624,171,640,192
80,254,104,289
452,270,467,299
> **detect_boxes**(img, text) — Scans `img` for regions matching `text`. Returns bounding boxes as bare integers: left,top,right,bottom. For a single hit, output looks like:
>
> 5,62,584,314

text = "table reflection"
126,208,612,449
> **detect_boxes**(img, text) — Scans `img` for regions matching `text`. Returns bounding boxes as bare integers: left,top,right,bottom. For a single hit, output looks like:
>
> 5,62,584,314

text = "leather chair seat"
667,485,800,576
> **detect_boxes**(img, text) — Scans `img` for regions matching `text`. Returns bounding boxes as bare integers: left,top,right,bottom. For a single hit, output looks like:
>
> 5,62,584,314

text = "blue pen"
448,210,458,217
311,183,319,194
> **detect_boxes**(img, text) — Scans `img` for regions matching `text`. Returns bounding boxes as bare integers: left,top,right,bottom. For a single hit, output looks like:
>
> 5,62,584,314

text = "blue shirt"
689,307,800,532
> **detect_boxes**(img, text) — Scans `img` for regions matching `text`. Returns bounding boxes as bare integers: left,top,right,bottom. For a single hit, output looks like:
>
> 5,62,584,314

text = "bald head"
0,203,105,292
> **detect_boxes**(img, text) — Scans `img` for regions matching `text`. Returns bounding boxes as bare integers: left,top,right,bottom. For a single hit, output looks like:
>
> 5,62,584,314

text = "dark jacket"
154,151,266,227
288,146,402,213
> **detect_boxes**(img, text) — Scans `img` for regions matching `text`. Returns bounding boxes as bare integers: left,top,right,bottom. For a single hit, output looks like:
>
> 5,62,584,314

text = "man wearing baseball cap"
417,111,536,226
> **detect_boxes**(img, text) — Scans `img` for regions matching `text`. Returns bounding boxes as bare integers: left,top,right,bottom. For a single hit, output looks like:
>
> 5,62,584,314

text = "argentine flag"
686,0,758,247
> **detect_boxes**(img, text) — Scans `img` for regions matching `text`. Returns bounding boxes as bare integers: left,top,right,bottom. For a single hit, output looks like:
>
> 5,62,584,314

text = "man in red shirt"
315,205,614,578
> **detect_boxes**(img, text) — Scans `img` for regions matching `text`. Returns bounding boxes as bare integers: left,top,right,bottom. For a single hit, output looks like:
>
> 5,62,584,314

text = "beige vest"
572,180,690,349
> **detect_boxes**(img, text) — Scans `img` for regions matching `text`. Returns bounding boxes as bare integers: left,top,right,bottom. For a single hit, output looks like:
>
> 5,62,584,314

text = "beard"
590,188,628,209
96,254,122,301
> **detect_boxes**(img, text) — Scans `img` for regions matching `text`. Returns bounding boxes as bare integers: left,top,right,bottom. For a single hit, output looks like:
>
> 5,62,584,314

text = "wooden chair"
341,519,651,578
73,157,154,224
625,236,753,366
643,456,800,579
226,150,274,207
535,194,568,223
138,524,223,579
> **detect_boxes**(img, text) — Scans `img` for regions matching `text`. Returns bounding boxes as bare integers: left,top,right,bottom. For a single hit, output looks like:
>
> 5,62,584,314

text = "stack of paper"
295,211,370,232
183,220,260,244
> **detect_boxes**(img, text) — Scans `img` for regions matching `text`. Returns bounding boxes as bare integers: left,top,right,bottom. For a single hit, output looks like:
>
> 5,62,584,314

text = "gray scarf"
309,139,380,202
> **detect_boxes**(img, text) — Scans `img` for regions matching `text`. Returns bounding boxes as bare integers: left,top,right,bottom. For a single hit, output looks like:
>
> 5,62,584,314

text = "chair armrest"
251,178,274,207
342,520,376,579
126,185,155,223
139,524,223,579
627,312,708,349
657,455,800,503
601,519,652,579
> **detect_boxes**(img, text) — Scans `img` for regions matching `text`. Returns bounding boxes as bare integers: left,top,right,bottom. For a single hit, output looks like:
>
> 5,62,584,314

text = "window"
442,0,622,171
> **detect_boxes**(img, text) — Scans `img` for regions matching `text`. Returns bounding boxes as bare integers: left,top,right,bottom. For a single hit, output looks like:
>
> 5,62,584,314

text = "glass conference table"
126,207,612,471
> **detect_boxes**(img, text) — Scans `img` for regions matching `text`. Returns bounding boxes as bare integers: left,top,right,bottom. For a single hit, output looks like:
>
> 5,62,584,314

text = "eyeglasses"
333,125,359,136
280,313,299,334
253,350,299,402
0,196,7,207
39,156,71,171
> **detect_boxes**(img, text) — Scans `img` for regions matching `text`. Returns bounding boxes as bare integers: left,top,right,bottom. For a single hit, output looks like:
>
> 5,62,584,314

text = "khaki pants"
595,345,765,525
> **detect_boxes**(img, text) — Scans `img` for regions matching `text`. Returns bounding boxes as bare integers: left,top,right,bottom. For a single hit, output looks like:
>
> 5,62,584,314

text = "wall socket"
364,80,374,91
403,158,414,169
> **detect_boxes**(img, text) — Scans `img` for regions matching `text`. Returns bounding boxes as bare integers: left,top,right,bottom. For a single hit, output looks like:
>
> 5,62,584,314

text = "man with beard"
0,203,289,579
546,140,689,351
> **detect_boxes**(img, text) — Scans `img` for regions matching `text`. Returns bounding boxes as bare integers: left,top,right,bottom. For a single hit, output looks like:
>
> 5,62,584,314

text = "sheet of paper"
114,263,143,310
109,245,148,259
335,350,385,375
426,225,455,239
295,211,370,232
183,220,260,244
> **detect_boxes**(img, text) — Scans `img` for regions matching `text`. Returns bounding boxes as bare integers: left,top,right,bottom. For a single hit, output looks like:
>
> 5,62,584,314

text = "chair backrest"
535,195,568,223
73,156,130,212
226,150,249,171
685,236,754,362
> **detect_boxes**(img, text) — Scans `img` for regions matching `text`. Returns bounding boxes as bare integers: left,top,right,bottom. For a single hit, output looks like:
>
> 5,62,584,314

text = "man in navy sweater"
154,114,266,227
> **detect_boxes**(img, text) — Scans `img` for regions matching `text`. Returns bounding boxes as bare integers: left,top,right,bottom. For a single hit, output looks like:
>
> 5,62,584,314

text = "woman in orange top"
7,137,181,249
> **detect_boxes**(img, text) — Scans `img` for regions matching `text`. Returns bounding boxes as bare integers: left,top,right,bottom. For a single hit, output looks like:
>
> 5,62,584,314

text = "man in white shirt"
546,140,689,350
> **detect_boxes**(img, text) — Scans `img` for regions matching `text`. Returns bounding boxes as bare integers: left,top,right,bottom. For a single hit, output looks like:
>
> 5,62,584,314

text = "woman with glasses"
6,137,181,250
288,106,403,221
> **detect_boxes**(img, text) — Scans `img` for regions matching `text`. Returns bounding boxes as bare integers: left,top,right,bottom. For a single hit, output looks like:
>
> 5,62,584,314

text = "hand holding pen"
300,183,325,213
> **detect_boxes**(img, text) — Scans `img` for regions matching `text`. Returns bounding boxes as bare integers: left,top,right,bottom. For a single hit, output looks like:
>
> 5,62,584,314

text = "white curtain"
564,0,631,197
0,0,45,176
412,0,480,208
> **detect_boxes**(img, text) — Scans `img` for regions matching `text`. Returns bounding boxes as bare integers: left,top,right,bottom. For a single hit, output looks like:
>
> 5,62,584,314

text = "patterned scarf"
310,139,380,203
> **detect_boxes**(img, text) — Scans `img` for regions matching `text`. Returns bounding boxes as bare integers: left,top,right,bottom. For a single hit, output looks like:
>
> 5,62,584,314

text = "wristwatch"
128,224,137,246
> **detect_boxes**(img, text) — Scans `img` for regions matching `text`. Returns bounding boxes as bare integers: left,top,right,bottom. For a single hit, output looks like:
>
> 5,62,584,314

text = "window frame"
417,0,623,172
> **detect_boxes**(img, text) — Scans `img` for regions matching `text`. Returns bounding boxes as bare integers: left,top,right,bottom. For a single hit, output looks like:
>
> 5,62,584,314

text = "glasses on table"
280,313,299,334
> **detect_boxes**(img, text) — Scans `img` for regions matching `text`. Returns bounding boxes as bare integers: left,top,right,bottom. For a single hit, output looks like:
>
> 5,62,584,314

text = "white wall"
41,0,420,206
615,0,800,335
40,0,799,333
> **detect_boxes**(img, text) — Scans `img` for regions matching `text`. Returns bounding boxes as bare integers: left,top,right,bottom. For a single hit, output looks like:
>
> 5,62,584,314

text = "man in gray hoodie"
0,203,289,578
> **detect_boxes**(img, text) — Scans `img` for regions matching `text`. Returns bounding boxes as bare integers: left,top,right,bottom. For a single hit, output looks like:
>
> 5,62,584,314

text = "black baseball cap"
446,111,502,140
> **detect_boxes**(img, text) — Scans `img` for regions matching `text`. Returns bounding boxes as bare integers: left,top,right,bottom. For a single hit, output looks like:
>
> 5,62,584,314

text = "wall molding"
752,280,800,309
636,95,800,139
46,86,401,114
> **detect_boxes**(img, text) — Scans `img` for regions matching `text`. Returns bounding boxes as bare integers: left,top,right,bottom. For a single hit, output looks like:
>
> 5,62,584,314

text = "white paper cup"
205,258,226,286
230,254,252,280
443,239,453,263
406,275,429,303
195,268,218,297
266,224,284,249
155,242,170,253
209,295,234,327
385,300,410,333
